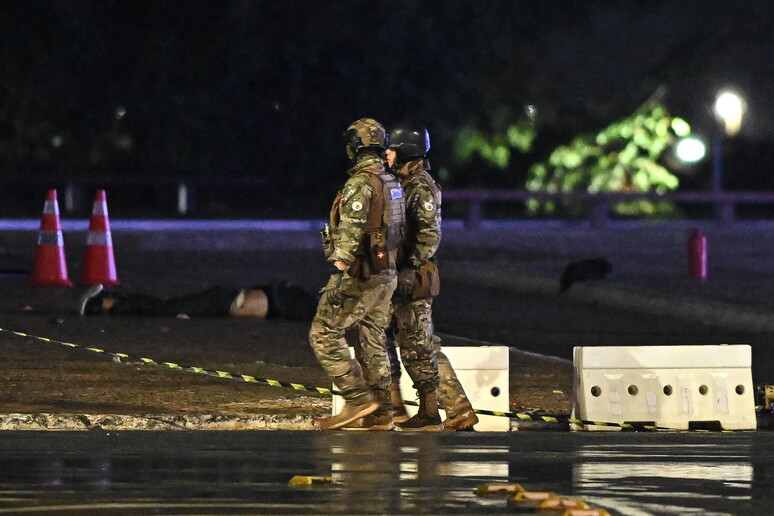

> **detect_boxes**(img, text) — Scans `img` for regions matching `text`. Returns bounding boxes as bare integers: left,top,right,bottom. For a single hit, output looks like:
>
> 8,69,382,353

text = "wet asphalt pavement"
1,430,773,515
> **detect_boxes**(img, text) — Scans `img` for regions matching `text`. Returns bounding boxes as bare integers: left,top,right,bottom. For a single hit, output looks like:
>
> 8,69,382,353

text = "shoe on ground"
78,284,104,315
312,400,378,431
341,412,395,431
442,410,479,432
395,413,444,432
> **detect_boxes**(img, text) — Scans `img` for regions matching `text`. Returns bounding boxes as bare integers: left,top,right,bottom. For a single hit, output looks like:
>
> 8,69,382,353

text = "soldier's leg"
351,276,395,417
394,299,443,431
436,345,479,431
385,318,409,422
433,339,473,418
309,290,375,407
423,297,479,431
394,299,440,391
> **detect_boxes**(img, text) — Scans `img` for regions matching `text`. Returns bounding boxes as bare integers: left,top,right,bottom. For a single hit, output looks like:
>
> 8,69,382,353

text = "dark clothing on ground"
105,286,240,317
89,281,318,320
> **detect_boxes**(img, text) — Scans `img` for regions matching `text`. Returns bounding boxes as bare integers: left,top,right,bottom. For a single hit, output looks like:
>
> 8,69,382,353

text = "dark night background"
0,0,772,218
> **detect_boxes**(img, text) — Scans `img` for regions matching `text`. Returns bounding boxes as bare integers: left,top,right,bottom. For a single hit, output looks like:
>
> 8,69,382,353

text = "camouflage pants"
309,272,396,404
435,347,474,418
392,298,473,418
393,298,440,389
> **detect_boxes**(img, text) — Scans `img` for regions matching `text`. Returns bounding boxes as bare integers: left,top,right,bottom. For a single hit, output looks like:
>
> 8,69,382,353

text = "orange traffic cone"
29,189,73,286
80,189,120,286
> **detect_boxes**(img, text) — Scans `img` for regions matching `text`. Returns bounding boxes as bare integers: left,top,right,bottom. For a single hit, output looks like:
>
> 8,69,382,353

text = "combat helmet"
343,118,387,161
388,124,430,162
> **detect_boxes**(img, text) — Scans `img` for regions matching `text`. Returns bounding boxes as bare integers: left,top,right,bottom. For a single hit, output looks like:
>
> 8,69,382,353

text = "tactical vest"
361,172,405,272
328,171,405,276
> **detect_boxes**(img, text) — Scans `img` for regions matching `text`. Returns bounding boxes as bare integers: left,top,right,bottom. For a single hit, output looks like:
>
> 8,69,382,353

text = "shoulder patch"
351,200,364,212
423,201,435,212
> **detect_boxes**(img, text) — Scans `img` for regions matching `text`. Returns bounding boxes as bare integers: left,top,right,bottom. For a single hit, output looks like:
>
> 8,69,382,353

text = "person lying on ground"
78,280,319,321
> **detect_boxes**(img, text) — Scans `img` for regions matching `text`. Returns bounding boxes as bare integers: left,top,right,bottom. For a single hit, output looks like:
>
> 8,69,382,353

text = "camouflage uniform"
393,159,475,421
393,159,442,389
310,153,403,411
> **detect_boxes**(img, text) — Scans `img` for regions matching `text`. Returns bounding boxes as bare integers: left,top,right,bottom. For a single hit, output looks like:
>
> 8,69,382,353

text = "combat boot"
442,410,479,432
390,381,410,423
395,384,443,432
342,388,394,431
341,411,395,431
312,394,378,431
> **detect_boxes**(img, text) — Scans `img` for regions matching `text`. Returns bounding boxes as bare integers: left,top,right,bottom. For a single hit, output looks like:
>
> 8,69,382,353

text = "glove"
320,272,343,307
395,267,416,300
320,270,352,307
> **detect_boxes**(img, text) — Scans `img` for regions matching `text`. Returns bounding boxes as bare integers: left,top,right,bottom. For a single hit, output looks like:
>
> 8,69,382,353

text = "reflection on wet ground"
0,431,771,515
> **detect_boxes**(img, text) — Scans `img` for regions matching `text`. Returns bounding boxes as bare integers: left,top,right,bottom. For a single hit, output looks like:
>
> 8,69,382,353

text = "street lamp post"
712,133,724,194
712,90,745,223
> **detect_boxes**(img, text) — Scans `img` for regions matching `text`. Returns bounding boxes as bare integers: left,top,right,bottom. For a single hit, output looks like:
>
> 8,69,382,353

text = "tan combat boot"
395,384,443,432
341,411,395,431
341,387,394,430
312,394,378,430
442,410,479,432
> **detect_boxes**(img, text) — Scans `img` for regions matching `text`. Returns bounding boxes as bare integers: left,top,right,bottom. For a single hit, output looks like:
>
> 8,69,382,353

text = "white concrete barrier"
332,346,510,431
572,345,756,431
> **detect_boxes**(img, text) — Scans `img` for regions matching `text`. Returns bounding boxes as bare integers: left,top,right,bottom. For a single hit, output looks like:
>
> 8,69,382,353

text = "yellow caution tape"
0,326,339,396
0,326,732,431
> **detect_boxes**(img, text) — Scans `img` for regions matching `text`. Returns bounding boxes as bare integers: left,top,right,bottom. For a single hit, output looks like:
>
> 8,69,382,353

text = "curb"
0,413,318,431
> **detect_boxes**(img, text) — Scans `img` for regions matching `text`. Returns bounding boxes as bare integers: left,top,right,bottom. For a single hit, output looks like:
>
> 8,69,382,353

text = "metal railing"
442,190,774,229
1,176,268,217
5,176,774,225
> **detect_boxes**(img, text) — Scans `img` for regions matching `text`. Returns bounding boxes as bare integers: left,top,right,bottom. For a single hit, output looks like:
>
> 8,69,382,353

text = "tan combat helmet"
343,118,387,161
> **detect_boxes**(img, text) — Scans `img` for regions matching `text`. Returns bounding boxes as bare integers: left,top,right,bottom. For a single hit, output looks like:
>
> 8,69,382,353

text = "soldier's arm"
329,176,372,268
407,181,441,267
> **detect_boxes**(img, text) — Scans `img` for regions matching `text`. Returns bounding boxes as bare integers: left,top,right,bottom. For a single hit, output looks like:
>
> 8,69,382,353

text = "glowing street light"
711,90,745,194
714,91,745,137
674,136,706,165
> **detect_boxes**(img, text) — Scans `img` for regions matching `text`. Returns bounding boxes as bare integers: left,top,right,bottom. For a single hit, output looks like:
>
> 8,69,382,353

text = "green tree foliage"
454,118,537,170
525,103,691,216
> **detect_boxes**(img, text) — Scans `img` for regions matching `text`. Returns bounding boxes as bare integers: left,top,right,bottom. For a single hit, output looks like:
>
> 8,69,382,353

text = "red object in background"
80,189,120,286
688,228,707,280
29,189,73,286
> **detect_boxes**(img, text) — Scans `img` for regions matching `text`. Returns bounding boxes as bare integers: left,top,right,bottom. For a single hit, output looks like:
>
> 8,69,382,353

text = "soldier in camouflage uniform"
387,124,479,432
309,118,405,431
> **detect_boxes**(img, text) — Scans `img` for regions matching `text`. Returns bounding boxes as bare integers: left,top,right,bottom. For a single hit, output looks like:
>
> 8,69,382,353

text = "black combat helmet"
343,118,387,160
388,124,430,161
